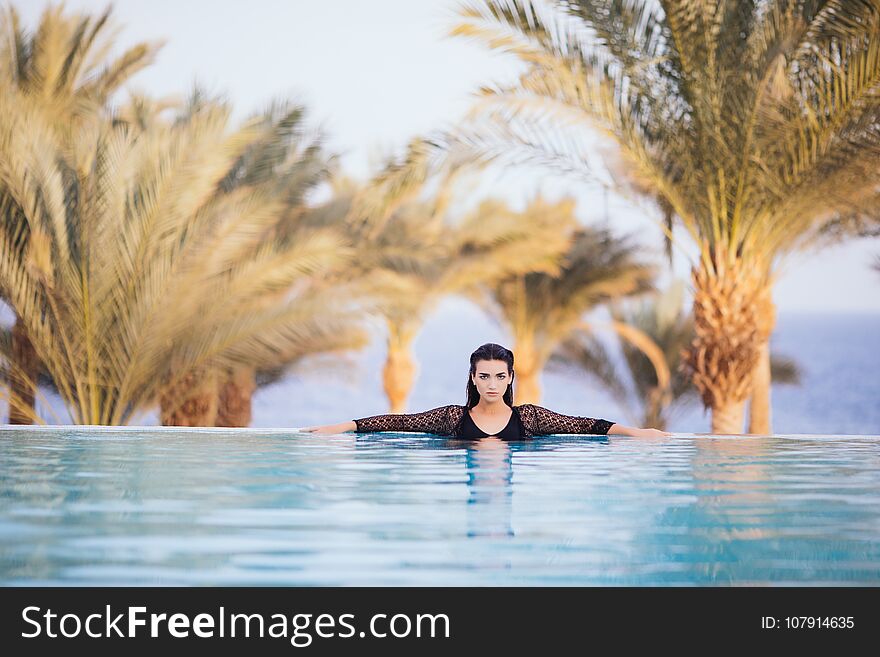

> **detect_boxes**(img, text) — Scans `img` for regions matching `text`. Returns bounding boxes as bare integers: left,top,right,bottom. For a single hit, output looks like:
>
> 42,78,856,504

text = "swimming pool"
1,427,879,585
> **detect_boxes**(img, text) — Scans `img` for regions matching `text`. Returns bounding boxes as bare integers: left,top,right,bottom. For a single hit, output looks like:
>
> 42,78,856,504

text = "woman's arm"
300,406,459,435
519,404,614,436
519,405,670,437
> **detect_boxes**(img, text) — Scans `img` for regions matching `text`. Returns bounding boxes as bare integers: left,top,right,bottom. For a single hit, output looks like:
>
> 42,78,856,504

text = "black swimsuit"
458,409,523,441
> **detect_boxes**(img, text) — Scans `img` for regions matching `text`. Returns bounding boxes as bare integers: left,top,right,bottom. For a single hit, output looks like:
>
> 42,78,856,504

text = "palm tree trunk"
513,337,542,405
684,250,765,436
747,289,776,434
159,365,219,426
747,341,772,434
216,366,257,427
382,321,417,413
712,399,747,434
8,317,38,424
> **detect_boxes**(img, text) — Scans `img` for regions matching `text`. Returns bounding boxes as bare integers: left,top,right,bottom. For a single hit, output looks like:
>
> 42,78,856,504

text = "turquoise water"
1,427,879,585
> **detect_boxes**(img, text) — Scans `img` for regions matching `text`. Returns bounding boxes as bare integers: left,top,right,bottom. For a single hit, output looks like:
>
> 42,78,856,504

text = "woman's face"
471,359,512,401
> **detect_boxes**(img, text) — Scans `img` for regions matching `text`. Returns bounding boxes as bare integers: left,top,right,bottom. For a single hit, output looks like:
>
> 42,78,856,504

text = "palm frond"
450,0,880,262
549,329,636,420
0,82,372,425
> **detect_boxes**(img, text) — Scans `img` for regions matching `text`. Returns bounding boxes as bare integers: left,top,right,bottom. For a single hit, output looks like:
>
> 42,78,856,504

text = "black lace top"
353,404,614,439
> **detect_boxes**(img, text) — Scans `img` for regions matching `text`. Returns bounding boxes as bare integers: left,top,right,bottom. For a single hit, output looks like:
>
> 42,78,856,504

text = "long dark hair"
465,343,515,409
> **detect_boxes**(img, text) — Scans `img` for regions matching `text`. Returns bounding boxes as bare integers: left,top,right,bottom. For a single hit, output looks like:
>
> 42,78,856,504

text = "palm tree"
0,89,367,425
340,140,575,412
0,3,161,423
383,196,577,412
475,223,656,404
447,0,880,432
156,93,366,427
551,281,692,429
550,281,801,430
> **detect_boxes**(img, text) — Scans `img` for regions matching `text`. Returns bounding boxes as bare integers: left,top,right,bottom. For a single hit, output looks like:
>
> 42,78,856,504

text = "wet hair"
465,343,515,409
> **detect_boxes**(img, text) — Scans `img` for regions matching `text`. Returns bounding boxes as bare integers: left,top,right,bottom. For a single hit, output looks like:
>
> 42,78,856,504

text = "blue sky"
16,0,880,313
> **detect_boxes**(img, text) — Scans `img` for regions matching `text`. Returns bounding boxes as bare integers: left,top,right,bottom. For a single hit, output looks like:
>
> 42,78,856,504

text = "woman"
302,343,671,439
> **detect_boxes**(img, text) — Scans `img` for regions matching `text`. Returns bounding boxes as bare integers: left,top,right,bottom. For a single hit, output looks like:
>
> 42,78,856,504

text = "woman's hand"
300,425,338,434
608,423,672,437
631,427,672,438
299,421,356,435
299,425,332,434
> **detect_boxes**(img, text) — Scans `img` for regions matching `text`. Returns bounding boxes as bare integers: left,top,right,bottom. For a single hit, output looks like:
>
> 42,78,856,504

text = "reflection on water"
464,437,514,539
1,427,879,585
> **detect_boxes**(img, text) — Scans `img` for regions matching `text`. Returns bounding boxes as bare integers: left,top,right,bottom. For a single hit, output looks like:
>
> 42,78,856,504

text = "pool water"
1,427,879,585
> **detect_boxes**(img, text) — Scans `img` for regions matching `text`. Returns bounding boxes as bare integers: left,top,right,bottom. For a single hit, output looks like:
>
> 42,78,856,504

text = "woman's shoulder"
440,405,466,426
